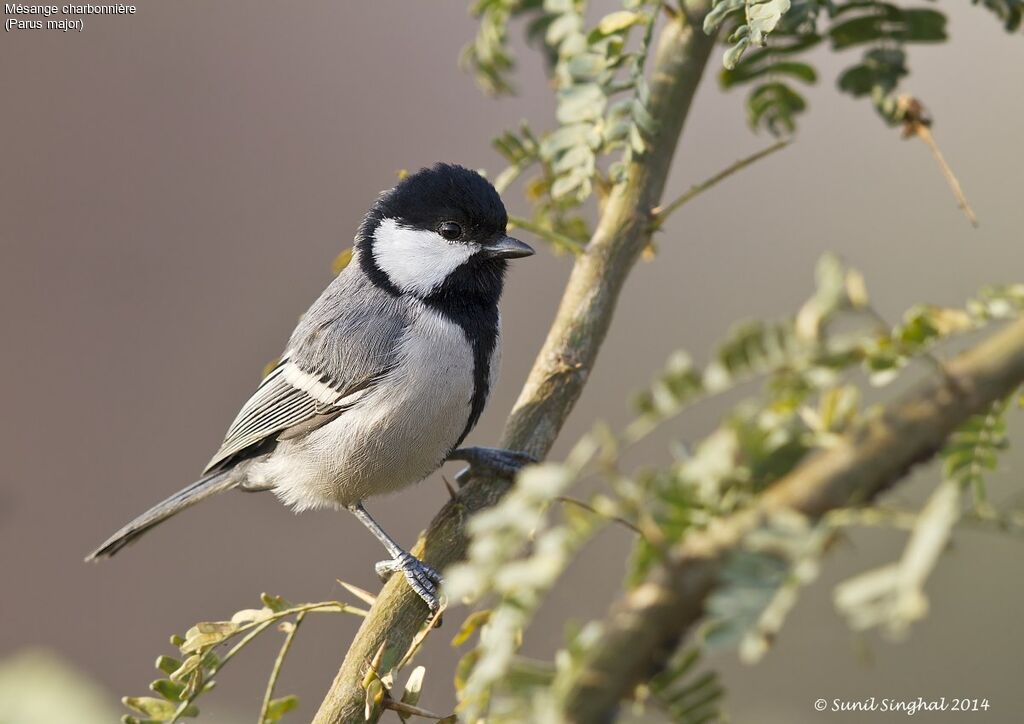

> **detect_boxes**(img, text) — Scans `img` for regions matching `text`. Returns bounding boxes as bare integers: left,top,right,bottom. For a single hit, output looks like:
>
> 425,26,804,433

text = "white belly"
254,308,481,510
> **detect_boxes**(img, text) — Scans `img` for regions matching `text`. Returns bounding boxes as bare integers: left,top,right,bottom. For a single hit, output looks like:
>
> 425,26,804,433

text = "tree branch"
507,215,586,255
557,316,1024,723
650,139,791,229
312,7,717,723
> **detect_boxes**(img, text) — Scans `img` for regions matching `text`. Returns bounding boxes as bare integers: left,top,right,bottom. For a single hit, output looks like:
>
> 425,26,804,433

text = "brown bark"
558,317,1024,723
312,7,717,722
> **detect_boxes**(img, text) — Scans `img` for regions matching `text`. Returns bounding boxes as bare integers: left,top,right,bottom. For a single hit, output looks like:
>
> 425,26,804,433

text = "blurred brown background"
1,1,1022,722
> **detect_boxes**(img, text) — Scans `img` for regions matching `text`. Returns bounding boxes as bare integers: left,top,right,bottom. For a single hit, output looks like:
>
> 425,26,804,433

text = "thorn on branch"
362,641,388,689
382,697,452,721
337,579,378,607
897,96,978,228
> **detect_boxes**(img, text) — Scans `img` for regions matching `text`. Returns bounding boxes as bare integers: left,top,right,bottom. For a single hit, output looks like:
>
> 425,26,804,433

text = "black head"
356,163,534,301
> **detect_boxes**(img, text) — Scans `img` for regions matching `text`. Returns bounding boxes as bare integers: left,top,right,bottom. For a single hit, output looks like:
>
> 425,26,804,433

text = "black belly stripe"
421,275,504,448
458,316,498,446
363,233,508,451
418,302,498,448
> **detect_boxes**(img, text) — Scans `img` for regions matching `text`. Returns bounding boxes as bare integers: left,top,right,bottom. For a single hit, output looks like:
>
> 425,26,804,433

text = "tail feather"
85,469,239,560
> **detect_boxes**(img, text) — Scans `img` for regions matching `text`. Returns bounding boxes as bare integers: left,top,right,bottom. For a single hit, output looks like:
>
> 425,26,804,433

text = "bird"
86,163,536,611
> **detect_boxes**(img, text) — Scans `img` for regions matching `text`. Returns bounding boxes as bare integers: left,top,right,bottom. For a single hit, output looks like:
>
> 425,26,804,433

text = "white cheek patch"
372,217,477,296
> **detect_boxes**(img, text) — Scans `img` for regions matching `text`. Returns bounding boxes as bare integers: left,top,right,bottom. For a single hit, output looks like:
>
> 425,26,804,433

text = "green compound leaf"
747,81,806,136
723,58,817,87
829,7,947,50
971,0,1023,32
709,0,793,70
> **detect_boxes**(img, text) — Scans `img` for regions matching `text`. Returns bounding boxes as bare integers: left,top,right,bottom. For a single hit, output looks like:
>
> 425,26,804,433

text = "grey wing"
203,267,412,473
203,358,372,472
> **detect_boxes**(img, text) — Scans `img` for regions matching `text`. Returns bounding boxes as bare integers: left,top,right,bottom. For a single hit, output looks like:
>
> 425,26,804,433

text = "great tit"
87,163,536,611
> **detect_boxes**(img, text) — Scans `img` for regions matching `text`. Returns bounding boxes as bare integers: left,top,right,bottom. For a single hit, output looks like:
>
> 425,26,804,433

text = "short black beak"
485,235,535,260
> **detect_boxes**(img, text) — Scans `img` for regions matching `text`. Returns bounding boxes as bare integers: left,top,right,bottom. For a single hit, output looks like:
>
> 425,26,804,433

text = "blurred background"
2,1,1022,722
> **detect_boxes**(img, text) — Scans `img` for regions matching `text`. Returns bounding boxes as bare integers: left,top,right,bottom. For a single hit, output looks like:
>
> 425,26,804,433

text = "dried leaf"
263,694,299,723
332,247,353,275
451,610,492,647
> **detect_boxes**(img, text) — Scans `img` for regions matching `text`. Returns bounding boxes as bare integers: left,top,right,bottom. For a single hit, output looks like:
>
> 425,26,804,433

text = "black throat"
423,256,507,447
355,213,508,447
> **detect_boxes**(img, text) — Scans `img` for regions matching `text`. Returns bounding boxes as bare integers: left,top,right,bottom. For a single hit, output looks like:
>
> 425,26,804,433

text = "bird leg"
346,502,442,612
447,446,537,486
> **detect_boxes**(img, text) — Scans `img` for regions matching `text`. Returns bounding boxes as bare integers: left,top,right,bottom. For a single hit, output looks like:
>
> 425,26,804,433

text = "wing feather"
203,266,413,473
203,358,370,472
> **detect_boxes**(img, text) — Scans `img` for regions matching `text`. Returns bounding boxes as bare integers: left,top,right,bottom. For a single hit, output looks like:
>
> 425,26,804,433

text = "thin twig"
170,619,278,723
650,139,791,228
914,125,978,227
963,506,1024,537
170,602,363,723
555,496,644,536
396,605,446,672
258,611,306,724
507,215,586,254
221,620,277,667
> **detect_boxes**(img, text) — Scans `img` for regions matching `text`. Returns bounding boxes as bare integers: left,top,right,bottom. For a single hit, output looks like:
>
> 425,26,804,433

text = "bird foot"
450,446,536,486
375,552,443,612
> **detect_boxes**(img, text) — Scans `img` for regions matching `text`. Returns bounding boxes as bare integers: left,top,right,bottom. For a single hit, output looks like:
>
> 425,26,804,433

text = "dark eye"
438,221,463,241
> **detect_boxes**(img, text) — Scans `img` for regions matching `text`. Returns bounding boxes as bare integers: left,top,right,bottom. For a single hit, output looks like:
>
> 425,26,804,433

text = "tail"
85,469,240,561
